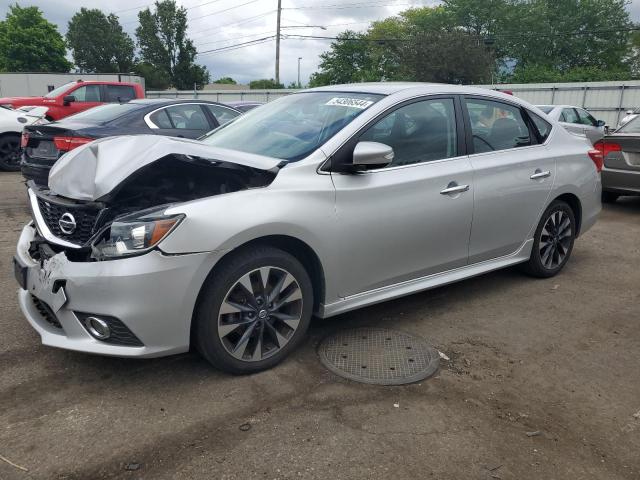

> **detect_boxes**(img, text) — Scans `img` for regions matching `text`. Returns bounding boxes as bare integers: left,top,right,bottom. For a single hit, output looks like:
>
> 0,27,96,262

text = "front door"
463,97,555,263
331,97,474,296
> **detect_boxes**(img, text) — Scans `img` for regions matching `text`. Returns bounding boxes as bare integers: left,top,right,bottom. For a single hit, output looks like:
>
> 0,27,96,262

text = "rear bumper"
601,166,640,195
16,223,222,358
21,160,52,186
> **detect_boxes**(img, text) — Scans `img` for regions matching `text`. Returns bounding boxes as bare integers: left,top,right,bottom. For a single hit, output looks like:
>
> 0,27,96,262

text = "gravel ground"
1,171,639,480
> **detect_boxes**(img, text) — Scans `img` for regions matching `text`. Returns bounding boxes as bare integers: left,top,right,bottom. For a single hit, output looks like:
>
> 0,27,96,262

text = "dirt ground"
1,171,639,480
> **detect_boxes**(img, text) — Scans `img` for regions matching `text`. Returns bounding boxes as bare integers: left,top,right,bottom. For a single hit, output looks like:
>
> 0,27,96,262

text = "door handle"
530,169,551,180
440,183,470,195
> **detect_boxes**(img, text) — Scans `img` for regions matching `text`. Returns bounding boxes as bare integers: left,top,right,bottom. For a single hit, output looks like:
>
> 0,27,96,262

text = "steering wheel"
473,134,494,151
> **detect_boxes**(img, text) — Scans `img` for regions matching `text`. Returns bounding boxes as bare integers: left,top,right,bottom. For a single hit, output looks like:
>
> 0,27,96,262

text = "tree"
249,78,284,89
0,4,70,72
67,8,135,73
136,0,210,89
213,77,236,84
133,61,170,89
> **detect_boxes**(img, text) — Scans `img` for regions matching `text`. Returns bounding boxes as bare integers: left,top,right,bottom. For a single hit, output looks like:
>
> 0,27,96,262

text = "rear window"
106,85,136,102
618,115,640,133
64,103,143,123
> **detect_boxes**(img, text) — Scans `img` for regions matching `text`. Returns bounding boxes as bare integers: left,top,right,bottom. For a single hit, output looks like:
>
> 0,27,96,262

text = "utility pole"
297,57,302,88
275,0,282,85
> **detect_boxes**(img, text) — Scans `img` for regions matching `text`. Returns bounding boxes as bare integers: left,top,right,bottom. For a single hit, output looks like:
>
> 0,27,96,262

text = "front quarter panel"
160,158,341,300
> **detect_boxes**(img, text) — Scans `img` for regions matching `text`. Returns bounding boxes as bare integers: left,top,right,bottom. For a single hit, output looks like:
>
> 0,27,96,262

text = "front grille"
37,197,100,245
31,295,63,329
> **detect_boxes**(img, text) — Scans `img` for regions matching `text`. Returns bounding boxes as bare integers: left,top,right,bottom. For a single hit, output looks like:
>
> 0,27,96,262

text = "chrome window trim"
144,102,212,129
27,189,82,249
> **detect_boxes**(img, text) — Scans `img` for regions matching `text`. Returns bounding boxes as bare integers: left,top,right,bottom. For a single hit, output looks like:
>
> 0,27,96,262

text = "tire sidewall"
196,247,314,374
530,201,576,277
0,134,21,171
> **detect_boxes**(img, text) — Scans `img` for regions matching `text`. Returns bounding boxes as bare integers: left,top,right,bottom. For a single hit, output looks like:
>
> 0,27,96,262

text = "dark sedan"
598,115,640,202
21,99,241,185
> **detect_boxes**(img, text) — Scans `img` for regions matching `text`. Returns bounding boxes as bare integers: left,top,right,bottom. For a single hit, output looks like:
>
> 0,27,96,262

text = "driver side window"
359,98,458,167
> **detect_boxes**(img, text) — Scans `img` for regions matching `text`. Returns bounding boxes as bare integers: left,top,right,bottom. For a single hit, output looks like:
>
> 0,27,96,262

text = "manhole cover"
317,328,439,385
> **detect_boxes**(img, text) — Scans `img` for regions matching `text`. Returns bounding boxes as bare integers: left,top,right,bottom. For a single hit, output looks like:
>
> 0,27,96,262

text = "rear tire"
522,200,576,278
0,134,21,171
601,191,619,203
195,246,313,374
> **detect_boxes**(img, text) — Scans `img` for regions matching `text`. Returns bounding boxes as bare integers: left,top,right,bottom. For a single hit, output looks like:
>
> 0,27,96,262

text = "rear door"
575,108,604,145
331,96,474,296
559,107,586,137
464,97,555,263
145,103,215,139
202,104,241,127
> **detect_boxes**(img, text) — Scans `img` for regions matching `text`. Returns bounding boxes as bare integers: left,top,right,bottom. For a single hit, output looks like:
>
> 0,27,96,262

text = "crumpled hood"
48,135,283,201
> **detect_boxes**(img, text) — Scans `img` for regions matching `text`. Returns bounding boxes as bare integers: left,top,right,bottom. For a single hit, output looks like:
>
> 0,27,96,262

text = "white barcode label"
325,97,374,109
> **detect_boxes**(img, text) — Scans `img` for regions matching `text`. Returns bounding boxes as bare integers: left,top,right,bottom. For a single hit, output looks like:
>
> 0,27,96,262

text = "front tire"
195,246,313,374
0,134,21,171
522,200,576,278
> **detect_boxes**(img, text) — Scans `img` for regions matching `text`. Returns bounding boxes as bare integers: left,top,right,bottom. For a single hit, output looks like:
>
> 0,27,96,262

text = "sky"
0,0,639,86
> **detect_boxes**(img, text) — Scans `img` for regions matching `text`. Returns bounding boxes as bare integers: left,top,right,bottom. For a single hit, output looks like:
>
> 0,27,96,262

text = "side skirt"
318,239,534,318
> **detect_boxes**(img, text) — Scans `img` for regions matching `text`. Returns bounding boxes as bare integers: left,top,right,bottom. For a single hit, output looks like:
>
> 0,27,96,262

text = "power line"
188,0,263,22
194,30,275,47
189,10,276,38
197,36,276,56
283,1,416,10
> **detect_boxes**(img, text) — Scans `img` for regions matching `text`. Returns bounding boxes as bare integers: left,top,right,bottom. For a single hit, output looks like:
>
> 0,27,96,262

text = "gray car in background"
538,105,605,145
15,83,601,374
599,115,640,202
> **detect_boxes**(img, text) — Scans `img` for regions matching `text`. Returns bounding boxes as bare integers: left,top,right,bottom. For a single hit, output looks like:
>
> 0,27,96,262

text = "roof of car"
128,98,241,110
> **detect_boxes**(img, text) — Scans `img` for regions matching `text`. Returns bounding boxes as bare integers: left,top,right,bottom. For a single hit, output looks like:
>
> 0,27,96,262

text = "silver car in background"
537,104,605,145
14,83,601,374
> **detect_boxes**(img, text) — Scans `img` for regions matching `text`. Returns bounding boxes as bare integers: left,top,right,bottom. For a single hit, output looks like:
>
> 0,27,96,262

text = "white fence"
147,80,640,127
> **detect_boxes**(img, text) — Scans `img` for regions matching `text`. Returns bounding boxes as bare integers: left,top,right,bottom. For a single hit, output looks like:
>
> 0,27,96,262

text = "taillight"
20,131,29,148
587,149,603,172
590,140,622,173
53,136,94,152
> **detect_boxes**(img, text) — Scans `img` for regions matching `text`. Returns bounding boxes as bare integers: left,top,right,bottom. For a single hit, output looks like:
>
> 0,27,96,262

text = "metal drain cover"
318,328,439,385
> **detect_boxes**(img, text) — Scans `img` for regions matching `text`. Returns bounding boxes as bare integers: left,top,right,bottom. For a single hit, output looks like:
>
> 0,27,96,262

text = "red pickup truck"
0,80,145,121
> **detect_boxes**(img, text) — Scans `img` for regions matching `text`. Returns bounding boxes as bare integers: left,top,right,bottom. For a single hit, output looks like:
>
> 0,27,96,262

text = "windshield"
201,92,384,162
537,106,554,114
44,82,77,98
618,115,640,133
64,103,142,123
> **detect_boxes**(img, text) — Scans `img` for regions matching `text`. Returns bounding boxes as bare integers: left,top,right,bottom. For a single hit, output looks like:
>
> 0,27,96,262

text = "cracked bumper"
16,223,221,358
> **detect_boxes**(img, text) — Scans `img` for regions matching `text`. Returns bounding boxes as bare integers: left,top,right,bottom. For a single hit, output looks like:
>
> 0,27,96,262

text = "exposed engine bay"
28,153,278,262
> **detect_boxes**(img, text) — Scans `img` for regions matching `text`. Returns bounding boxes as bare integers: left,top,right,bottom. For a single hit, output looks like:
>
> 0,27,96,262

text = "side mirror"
63,95,76,106
352,141,394,169
626,110,634,115
596,120,606,128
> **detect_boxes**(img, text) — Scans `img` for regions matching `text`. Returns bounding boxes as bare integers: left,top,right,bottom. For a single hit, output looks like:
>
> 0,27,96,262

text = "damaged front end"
28,135,282,262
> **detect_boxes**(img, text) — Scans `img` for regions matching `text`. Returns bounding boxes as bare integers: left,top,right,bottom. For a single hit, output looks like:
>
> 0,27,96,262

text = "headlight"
91,210,184,260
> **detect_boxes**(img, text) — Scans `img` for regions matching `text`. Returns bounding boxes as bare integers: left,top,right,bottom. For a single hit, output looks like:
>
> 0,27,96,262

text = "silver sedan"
537,104,605,145
15,83,601,374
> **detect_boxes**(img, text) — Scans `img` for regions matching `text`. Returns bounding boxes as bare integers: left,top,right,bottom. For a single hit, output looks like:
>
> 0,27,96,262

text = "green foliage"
213,77,237,84
0,4,71,72
133,61,170,90
67,8,134,73
136,0,210,89
249,79,284,89
310,0,638,85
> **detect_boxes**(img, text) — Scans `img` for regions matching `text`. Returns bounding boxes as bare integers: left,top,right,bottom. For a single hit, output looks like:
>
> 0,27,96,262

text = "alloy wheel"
539,210,572,269
217,266,303,362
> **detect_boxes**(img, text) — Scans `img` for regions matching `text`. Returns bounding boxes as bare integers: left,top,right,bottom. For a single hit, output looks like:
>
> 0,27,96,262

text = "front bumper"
16,223,221,358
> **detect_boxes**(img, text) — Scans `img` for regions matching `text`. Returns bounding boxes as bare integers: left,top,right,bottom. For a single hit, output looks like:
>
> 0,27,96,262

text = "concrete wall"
0,73,145,97
148,80,640,127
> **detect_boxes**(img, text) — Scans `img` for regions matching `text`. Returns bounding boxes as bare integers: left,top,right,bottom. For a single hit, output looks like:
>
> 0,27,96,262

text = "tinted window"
153,104,210,130
106,85,136,102
529,112,552,142
359,98,457,166
617,115,640,133
204,104,240,125
560,108,579,124
149,109,173,129
71,85,101,102
465,98,533,152
202,92,383,162
576,108,597,126
64,103,142,123
537,106,554,114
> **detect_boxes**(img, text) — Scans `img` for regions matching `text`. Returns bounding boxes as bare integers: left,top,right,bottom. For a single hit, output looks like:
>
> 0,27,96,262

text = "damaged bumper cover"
16,223,223,357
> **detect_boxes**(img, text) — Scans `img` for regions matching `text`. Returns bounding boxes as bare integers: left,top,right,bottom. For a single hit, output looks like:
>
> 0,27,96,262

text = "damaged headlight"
91,210,184,260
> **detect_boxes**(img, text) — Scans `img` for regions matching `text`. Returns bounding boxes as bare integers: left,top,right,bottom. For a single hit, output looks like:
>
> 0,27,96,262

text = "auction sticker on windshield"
325,97,374,109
